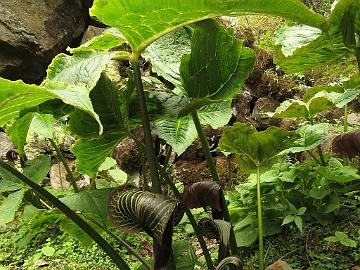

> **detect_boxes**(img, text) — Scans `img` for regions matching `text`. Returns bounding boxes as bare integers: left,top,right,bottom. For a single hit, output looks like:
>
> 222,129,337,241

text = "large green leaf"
0,189,25,226
172,240,197,270
46,51,116,90
0,78,102,133
274,0,357,73
143,28,191,88
268,99,309,120
28,114,56,139
69,28,126,53
280,124,328,154
180,20,255,100
219,123,292,172
60,189,113,226
154,101,232,155
90,0,325,53
23,155,51,184
70,74,126,176
60,218,94,248
6,113,34,157
273,24,322,57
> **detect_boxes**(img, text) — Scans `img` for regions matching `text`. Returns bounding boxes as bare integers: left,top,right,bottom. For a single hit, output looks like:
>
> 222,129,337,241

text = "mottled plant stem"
0,160,130,270
49,138,79,193
191,111,238,256
344,104,348,132
131,60,161,194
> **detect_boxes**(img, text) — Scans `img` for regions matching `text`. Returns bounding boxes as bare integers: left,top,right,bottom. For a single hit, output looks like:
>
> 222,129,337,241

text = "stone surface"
266,259,293,270
0,0,88,83
251,96,280,130
0,132,15,160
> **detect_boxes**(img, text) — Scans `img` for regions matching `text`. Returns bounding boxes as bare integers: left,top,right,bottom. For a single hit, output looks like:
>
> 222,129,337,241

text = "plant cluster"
0,0,359,270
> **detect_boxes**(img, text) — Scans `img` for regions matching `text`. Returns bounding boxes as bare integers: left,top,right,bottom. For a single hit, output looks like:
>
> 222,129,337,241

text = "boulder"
251,97,280,130
266,259,293,270
0,0,88,83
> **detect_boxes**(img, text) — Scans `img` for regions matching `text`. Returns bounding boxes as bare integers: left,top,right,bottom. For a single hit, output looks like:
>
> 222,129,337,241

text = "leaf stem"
158,166,215,270
49,138,79,192
191,111,238,256
256,166,264,270
344,104,348,132
317,145,326,166
131,60,161,194
0,160,130,270
307,150,321,166
79,211,151,270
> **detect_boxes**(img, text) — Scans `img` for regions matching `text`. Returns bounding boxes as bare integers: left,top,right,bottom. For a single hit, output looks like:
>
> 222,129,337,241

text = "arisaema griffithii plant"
4,0,360,269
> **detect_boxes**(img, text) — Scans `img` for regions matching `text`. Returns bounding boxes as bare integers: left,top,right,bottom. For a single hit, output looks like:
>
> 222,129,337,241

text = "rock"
0,132,15,159
266,259,293,270
232,90,254,123
347,113,360,126
251,97,280,130
0,0,88,83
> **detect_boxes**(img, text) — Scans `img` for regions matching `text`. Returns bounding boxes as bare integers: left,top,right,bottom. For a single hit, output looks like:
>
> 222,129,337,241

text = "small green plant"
325,231,358,248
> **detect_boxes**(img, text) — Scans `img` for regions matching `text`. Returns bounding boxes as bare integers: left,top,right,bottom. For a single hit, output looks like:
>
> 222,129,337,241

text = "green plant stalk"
307,150,321,166
79,211,151,270
49,138,79,193
131,60,161,194
158,166,215,270
0,160,130,270
191,111,238,256
256,166,264,270
344,104,348,132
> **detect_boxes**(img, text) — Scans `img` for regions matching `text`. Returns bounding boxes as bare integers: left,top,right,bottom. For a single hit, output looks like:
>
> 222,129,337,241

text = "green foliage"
90,0,325,53
219,123,293,172
325,231,358,248
180,20,255,100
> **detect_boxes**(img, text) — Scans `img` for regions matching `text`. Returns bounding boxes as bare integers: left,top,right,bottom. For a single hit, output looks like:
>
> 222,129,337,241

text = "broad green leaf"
274,24,322,57
69,28,126,53
90,0,325,53
297,207,307,215
172,240,197,270
108,169,128,183
274,0,356,73
60,189,113,226
307,95,334,118
0,78,56,126
219,123,292,172
325,235,339,242
181,20,255,100
99,157,117,171
70,74,127,176
0,189,25,226
321,194,340,213
60,218,94,248
0,177,23,193
235,224,258,247
41,246,55,257
294,216,303,233
28,114,56,138
108,188,177,243
23,155,51,184
269,99,308,119
318,157,360,182
143,28,191,88
154,101,232,155
335,231,349,240
280,124,328,154
154,117,197,155
46,51,116,90
282,215,295,225
339,238,357,247
6,113,34,157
